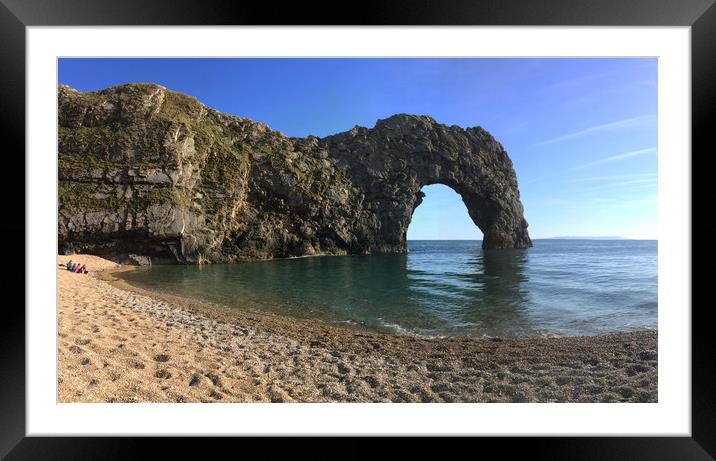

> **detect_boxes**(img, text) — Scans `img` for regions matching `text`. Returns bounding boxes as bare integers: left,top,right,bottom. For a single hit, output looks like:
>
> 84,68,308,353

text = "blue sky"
58,58,657,239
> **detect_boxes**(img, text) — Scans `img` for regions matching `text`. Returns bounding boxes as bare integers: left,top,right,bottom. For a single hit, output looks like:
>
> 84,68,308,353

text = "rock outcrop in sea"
58,83,531,264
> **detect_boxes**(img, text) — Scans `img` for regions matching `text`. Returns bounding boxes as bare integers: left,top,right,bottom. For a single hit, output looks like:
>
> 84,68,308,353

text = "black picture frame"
2,0,714,458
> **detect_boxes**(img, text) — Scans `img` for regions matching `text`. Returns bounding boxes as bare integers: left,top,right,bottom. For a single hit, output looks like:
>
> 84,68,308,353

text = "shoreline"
58,254,658,403
103,264,649,341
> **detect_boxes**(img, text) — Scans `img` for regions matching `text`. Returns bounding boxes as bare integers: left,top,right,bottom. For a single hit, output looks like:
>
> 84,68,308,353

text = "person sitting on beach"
69,262,76,272
66,260,73,270
79,264,87,274
75,263,83,273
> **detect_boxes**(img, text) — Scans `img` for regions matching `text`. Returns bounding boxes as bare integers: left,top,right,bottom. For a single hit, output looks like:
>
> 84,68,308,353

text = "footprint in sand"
75,338,91,346
129,360,145,370
80,357,92,365
154,354,170,363
188,374,202,386
205,372,222,387
155,369,172,379
68,345,83,354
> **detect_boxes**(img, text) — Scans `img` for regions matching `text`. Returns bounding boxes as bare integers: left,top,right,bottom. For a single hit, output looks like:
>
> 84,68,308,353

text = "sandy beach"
58,254,657,403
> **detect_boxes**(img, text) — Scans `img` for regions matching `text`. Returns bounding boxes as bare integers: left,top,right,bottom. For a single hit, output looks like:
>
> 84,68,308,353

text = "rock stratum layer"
58,83,531,264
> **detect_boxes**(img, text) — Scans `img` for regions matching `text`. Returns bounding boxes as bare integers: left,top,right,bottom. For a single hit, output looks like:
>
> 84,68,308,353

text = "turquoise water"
117,240,658,338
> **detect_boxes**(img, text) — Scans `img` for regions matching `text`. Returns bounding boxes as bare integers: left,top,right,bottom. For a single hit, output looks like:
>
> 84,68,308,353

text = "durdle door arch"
58,85,531,264
324,114,533,252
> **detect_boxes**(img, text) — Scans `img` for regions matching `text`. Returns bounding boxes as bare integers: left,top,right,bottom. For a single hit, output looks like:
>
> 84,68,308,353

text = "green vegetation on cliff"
58,181,176,214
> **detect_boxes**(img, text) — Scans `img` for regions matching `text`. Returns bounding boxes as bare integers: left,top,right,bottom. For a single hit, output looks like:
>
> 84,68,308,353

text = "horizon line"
406,237,657,241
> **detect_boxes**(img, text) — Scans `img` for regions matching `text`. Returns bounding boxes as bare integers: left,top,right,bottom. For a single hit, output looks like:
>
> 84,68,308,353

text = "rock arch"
323,114,532,251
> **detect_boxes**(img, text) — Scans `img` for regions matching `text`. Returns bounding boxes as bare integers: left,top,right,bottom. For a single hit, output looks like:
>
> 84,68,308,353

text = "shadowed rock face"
58,83,531,264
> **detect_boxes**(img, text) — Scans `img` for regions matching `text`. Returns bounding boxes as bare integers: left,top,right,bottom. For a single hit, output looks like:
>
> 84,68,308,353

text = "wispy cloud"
526,170,656,188
542,61,656,93
583,177,658,192
543,69,621,92
534,115,656,146
572,147,657,170
522,173,553,185
569,172,657,182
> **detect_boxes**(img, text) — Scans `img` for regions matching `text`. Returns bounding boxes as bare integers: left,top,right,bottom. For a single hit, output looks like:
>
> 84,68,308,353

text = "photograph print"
57,58,657,403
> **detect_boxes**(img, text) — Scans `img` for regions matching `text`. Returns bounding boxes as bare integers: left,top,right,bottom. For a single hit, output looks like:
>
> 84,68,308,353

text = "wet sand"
58,254,657,403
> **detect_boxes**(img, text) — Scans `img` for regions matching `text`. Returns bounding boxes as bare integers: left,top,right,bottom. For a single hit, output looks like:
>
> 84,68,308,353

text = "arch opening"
406,184,485,241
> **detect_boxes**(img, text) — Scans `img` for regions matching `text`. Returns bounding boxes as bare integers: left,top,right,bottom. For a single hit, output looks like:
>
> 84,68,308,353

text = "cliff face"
58,83,531,264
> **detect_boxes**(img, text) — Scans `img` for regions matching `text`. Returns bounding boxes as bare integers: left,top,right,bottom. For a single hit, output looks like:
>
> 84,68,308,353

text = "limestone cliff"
58,83,531,264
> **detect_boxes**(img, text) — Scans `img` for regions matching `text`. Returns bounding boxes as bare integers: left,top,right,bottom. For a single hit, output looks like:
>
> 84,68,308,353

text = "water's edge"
114,240,657,339
101,264,658,342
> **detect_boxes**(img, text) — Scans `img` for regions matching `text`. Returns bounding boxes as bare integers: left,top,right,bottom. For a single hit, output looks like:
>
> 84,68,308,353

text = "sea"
117,239,658,338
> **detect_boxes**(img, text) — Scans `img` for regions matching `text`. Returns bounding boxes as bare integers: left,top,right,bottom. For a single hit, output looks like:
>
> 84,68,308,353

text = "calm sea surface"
117,240,657,338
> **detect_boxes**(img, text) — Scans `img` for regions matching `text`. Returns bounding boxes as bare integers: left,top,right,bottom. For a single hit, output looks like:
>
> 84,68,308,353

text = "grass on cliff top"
59,88,246,168
155,90,205,126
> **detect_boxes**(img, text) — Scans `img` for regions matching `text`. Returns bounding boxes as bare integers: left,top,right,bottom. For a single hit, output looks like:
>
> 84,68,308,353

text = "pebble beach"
58,254,658,403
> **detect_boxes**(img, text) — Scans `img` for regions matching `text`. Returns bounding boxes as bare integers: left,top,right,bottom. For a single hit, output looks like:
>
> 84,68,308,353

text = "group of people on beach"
63,260,88,274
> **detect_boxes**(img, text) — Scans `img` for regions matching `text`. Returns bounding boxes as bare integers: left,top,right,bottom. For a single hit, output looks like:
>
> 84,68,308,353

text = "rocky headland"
58,83,531,264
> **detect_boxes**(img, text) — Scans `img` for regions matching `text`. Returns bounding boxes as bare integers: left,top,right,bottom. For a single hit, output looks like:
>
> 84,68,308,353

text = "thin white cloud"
569,172,657,182
534,115,656,146
543,69,620,92
583,177,658,193
522,173,552,185
572,147,657,170
522,158,656,187
602,178,657,187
